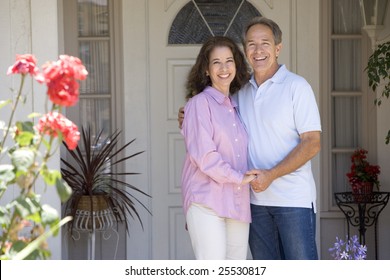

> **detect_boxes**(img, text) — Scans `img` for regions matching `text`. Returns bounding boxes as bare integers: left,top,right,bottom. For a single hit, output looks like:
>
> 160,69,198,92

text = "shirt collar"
249,64,287,88
203,86,237,107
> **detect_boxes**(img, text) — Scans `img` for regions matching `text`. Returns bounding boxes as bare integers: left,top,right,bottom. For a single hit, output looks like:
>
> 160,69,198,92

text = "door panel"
149,0,197,259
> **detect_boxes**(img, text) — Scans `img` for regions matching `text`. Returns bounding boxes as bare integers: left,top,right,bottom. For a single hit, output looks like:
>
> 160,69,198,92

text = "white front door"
148,0,198,259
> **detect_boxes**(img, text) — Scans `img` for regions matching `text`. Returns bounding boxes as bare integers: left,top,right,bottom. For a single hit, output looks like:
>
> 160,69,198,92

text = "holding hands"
246,169,275,193
241,173,258,185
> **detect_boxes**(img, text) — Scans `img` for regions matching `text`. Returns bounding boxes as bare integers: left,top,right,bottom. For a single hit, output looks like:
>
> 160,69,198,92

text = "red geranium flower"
37,112,80,150
7,54,41,78
346,148,381,190
41,55,88,107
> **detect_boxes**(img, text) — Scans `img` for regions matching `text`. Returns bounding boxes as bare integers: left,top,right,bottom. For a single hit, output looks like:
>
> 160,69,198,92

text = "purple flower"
329,235,367,260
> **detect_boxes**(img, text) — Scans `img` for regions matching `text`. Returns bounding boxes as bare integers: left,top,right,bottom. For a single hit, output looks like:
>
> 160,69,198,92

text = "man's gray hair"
242,16,283,46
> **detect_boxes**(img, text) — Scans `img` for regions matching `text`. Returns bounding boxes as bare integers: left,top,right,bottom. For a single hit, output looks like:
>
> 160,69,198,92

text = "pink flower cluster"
7,54,87,150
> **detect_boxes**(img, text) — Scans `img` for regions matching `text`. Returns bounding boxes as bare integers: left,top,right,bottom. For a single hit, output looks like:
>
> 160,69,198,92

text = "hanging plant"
365,41,390,144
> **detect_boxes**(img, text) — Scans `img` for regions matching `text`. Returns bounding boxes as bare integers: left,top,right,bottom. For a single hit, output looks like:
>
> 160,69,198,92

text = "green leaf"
0,206,11,226
15,121,34,133
11,148,35,172
14,131,35,147
55,178,72,203
0,164,15,185
40,168,61,186
0,99,12,110
28,112,41,119
13,196,41,218
26,211,42,224
41,204,59,227
0,183,7,196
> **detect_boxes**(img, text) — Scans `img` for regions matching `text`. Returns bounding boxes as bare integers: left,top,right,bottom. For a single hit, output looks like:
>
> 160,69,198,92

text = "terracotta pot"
351,182,374,203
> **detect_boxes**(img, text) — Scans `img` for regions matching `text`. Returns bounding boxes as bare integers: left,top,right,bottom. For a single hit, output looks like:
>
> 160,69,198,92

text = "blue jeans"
249,204,318,260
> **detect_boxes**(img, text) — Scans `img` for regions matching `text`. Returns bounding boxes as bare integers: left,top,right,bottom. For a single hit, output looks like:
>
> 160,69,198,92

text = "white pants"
186,203,249,260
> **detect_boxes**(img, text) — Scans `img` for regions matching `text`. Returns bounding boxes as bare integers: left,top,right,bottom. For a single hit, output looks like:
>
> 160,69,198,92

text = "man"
237,17,321,260
178,17,321,260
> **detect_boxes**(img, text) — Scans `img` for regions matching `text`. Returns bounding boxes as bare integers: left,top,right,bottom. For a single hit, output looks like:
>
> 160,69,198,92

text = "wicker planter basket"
73,195,116,231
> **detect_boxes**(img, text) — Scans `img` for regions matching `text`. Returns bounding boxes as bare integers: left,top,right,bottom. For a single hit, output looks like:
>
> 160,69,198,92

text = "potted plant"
60,126,151,236
365,41,390,144
346,148,380,202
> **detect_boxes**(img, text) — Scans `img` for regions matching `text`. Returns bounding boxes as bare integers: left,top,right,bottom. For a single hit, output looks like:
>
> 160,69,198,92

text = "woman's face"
206,46,236,95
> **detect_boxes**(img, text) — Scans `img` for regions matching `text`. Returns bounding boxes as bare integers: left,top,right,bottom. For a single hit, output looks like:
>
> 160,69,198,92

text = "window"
78,0,112,140
322,0,373,208
330,0,364,195
64,0,115,141
168,0,261,44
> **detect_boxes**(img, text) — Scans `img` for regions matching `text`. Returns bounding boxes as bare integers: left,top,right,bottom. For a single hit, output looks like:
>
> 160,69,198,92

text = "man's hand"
247,169,274,193
178,106,184,129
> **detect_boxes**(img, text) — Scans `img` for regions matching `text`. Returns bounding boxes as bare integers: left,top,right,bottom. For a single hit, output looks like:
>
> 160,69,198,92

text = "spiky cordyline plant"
61,126,151,235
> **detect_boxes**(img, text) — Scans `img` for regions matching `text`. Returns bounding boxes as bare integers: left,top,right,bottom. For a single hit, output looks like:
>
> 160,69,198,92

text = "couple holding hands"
179,17,321,260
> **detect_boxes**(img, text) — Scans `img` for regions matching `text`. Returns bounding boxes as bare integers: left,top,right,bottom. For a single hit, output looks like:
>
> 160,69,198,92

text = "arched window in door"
168,0,261,44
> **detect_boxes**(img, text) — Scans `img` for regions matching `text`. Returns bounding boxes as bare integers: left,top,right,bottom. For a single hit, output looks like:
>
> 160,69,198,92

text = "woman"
181,36,255,260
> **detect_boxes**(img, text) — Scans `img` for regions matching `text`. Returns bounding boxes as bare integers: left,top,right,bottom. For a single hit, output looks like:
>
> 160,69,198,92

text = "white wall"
293,0,322,256
31,0,62,260
122,0,152,259
0,0,62,259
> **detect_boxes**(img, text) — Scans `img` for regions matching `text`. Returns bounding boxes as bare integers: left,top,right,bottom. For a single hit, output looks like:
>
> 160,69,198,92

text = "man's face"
244,24,281,74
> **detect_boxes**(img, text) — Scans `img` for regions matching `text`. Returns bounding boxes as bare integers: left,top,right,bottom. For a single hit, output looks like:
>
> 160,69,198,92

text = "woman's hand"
178,107,184,129
241,173,258,185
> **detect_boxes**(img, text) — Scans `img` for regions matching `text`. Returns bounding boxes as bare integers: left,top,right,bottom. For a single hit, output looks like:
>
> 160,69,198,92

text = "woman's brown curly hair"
186,36,250,100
